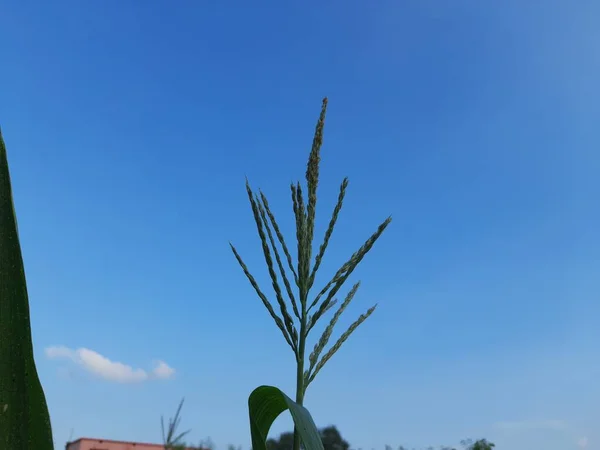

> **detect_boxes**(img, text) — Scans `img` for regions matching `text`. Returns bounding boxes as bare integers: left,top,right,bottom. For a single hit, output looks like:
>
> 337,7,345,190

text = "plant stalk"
293,318,307,450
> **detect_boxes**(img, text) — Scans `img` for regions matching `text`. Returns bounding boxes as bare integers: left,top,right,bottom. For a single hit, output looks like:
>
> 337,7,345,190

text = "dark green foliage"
393,438,496,450
467,439,495,450
319,426,350,450
266,425,349,450
0,128,54,449
267,431,294,450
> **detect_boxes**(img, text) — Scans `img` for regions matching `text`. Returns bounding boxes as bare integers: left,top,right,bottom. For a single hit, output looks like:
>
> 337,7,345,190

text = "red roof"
66,437,203,450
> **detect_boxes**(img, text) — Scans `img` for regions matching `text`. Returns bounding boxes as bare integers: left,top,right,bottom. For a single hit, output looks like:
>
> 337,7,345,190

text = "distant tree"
459,439,495,450
468,439,494,450
320,426,350,450
267,431,294,450
266,426,349,450
392,438,495,450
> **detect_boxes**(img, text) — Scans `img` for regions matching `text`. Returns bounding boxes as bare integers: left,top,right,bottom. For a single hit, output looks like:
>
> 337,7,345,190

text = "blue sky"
1,1,599,449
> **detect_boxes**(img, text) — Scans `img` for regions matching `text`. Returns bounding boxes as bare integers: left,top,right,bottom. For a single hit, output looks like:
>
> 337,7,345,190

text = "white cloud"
152,360,176,379
45,345,75,359
578,437,588,449
45,346,175,383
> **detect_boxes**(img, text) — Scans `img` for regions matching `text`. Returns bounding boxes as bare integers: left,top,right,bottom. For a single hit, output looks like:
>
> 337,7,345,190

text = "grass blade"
161,398,191,449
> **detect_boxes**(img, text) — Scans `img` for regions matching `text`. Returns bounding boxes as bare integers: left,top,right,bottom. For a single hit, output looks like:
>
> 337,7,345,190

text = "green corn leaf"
248,385,324,450
0,128,55,449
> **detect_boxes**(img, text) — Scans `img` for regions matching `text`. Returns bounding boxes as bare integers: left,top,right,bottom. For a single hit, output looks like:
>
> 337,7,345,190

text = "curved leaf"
0,129,55,450
249,385,323,450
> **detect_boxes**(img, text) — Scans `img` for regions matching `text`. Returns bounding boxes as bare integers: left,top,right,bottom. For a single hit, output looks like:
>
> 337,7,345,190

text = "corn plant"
0,128,55,449
161,398,191,450
231,98,391,450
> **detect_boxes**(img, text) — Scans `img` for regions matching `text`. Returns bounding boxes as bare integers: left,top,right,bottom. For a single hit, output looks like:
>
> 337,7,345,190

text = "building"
65,437,199,450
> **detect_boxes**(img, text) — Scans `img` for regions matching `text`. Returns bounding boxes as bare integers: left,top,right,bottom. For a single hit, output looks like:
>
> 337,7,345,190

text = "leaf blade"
0,128,55,450
249,386,324,450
